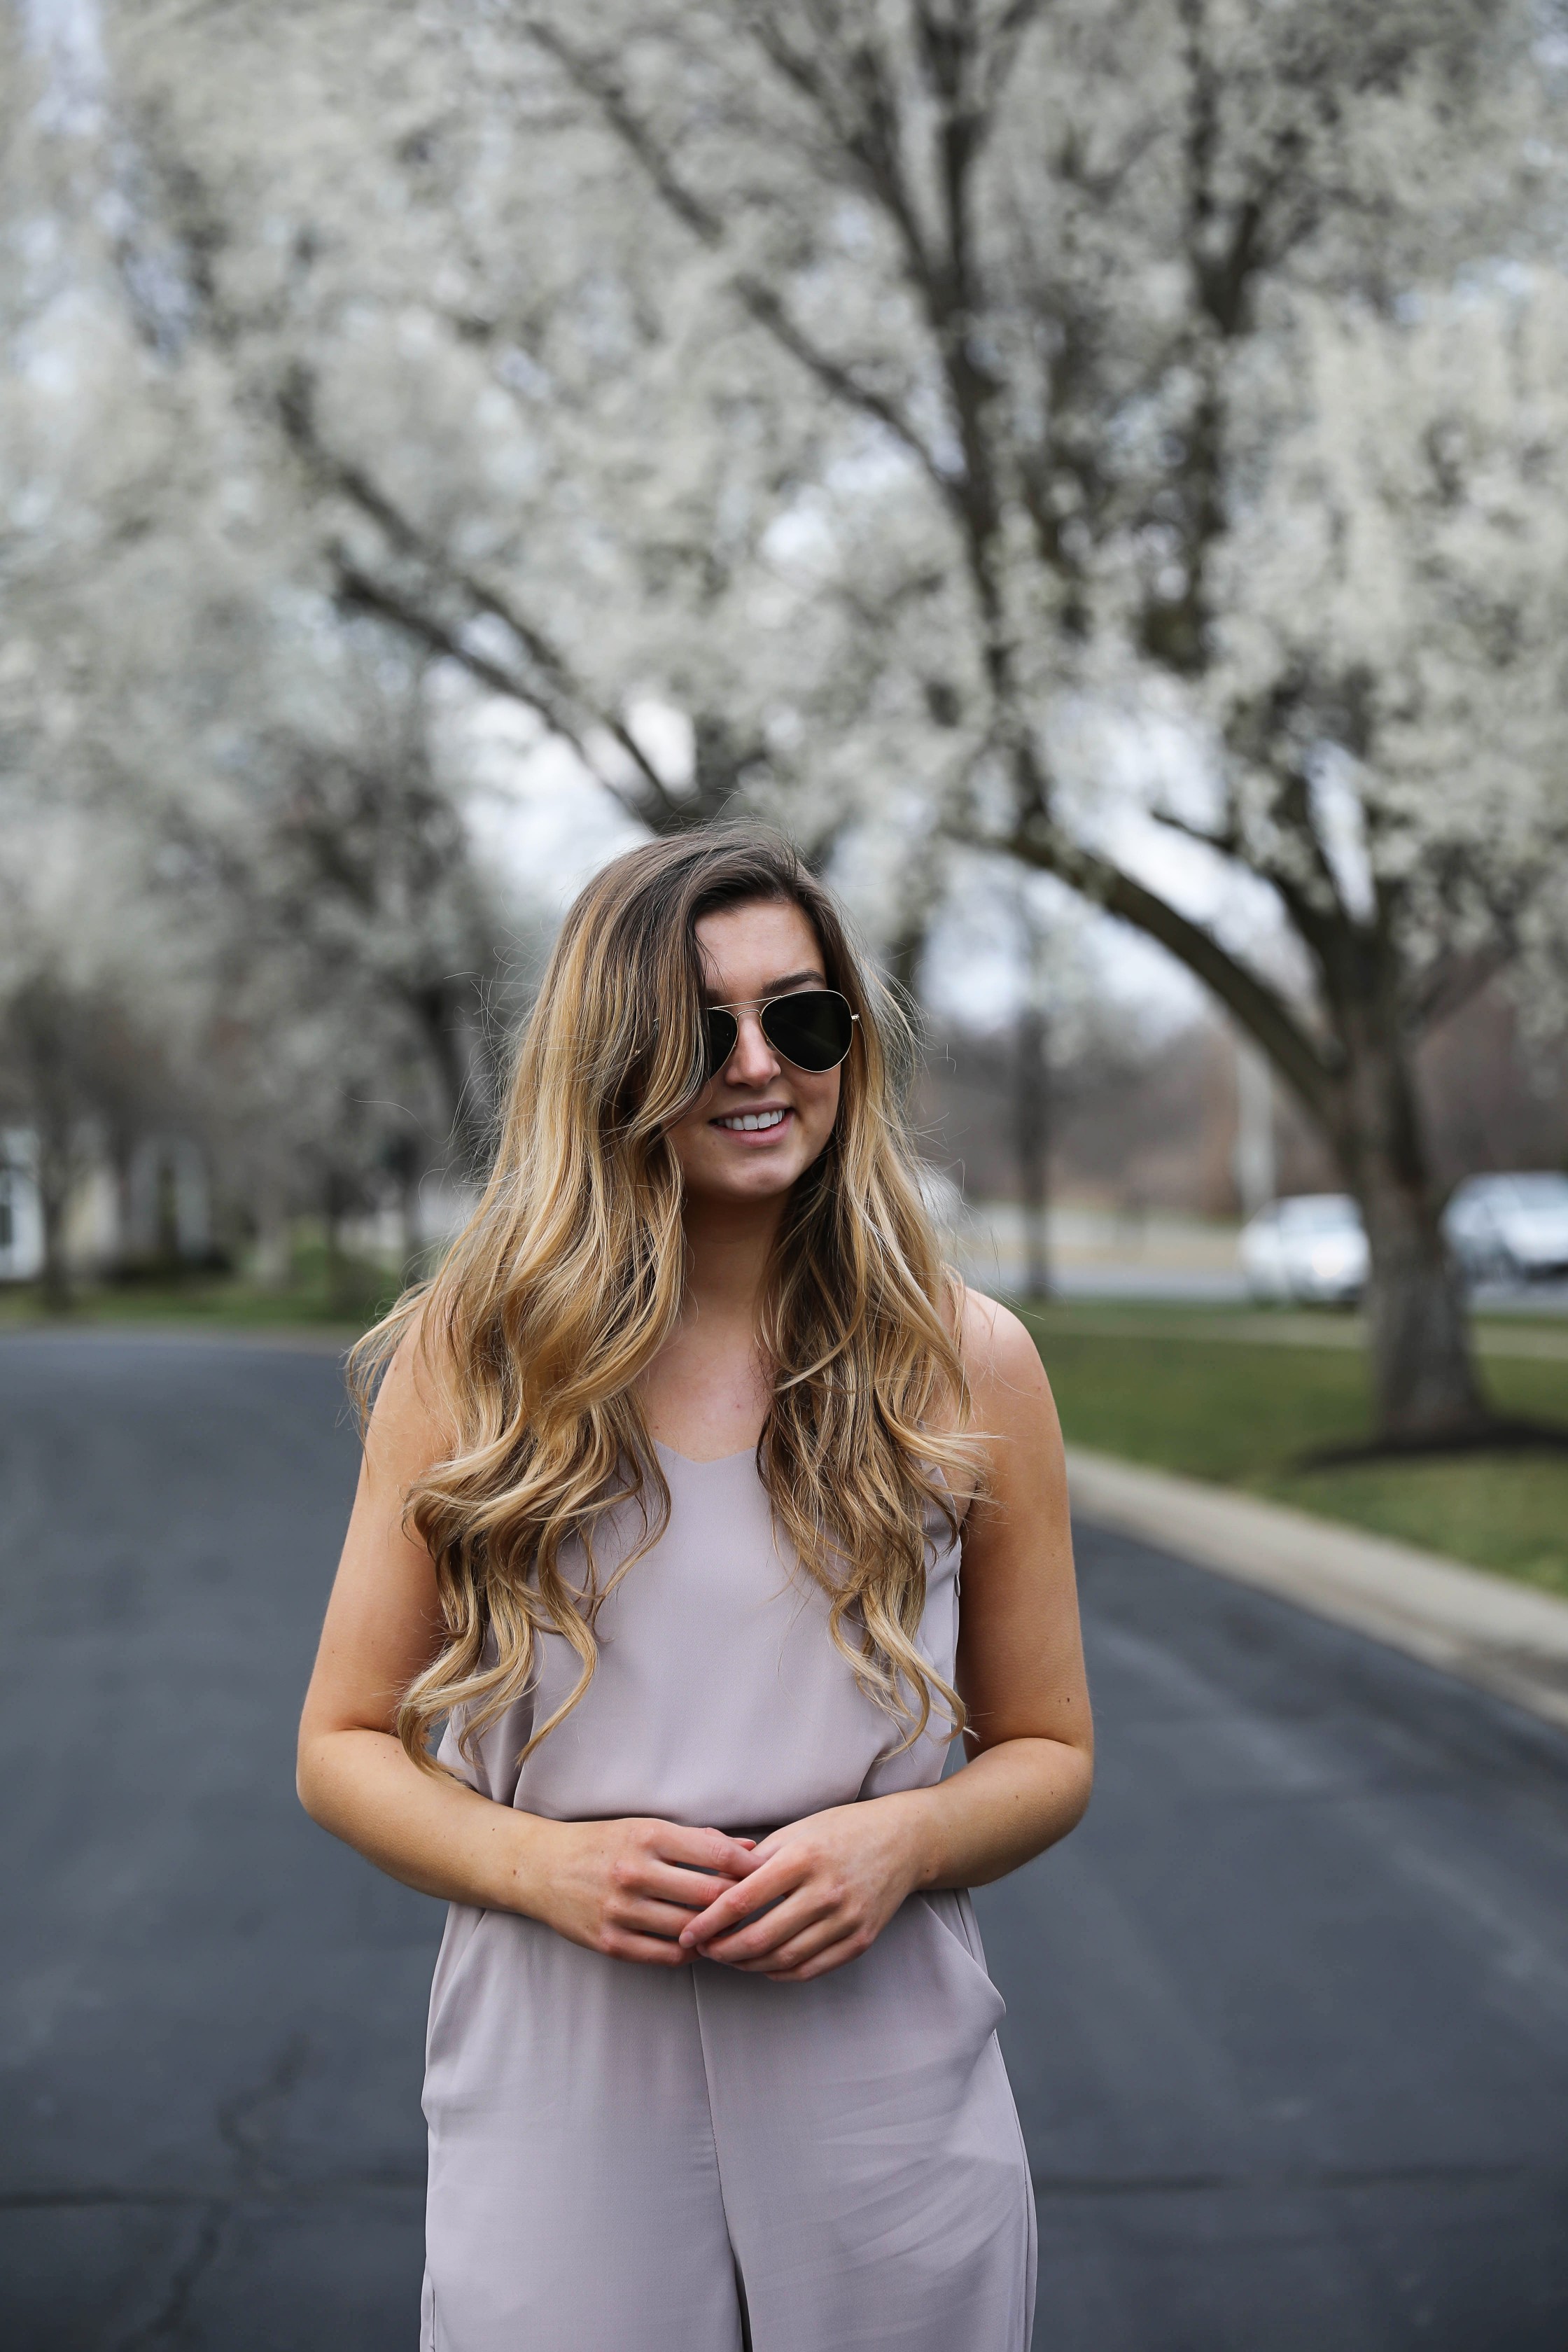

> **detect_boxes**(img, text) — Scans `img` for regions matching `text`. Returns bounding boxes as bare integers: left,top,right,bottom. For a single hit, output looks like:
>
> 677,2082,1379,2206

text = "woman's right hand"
520,1816,757,1966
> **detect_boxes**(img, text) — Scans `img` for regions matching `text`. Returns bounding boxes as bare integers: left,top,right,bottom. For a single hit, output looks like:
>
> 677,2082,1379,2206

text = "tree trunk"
1015,1001,1051,1301
324,1168,351,1315
1332,1002,1490,1447
110,1130,136,1275
398,1161,423,1288
253,1172,290,1289
35,1128,73,1315
1232,1037,1275,1222
884,921,926,1009
410,982,492,1177
384,1131,425,1287
1006,825,1502,1448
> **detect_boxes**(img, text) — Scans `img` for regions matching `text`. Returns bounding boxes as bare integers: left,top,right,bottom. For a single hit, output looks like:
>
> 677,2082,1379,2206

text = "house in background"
0,1131,44,1280
0,1128,212,1283
120,1135,211,1266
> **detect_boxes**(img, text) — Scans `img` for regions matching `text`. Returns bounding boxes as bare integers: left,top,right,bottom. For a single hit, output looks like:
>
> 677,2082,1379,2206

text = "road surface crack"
114,2202,228,2349
216,2031,312,2194
109,2035,314,2347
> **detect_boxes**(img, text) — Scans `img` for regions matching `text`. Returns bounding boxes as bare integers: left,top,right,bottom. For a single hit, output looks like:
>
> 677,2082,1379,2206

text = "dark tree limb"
276,363,701,832
1003,814,1340,1126
521,17,955,498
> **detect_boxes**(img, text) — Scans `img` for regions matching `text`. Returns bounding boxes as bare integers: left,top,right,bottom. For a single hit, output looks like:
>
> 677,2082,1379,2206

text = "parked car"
1443,1172,1568,1286
1240,1193,1368,1306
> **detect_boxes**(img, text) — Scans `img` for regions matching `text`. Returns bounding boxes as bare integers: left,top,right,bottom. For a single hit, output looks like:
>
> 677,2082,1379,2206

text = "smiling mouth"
713,1107,790,1133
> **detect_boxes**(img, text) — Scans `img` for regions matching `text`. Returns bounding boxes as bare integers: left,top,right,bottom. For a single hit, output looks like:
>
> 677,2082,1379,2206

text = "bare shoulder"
362,1300,461,1485
953,1284,1069,1547
955,1283,1054,1422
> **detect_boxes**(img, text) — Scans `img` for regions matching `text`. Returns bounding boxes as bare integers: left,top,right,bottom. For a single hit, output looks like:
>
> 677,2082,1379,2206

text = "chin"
692,1154,808,1200
725,1165,804,1195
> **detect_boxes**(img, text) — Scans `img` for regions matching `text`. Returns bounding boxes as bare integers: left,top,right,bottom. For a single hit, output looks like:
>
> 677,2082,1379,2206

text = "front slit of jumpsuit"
419,1446,1037,2351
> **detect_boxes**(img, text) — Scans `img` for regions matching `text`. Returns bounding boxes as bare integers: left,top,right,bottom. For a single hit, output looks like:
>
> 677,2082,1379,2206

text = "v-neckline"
652,1436,759,1468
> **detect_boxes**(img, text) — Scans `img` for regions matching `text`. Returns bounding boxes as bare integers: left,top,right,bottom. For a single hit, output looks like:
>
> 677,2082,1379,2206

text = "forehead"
694,897,825,995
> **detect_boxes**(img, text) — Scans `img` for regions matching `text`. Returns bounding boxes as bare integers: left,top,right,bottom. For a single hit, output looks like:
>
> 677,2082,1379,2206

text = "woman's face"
666,897,844,1210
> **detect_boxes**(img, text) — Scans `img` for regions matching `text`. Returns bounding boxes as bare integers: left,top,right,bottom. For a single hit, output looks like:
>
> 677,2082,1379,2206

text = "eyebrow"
701,966,826,1004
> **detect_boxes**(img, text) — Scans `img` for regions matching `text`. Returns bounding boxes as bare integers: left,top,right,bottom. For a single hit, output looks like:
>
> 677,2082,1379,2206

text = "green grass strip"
1021,1307,1568,1602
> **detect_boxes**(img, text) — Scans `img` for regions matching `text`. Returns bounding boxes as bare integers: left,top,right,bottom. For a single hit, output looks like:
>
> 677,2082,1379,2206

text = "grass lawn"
0,1239,398,1338
1022,1305,1568,1600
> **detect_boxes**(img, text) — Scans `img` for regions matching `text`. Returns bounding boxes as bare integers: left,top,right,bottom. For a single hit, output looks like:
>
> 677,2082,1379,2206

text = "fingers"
684,1869,838,1961
604,1863,743,1952
588,1894,738,1968
678,1850,802,1947
764,1932,867,1983
598,1926,692,1968
597,1826,761,1961
673,1823,883,1974
584,1815,889,1980
618,1896,717,1943
677,1882,775,1949
652,1823,760,1878
637,1863,749,1913
677,1890,743,1948
698,1889,841,1968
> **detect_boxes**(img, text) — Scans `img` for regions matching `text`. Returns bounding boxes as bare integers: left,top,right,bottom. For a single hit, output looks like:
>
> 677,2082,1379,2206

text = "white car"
1240,1194,1368,1306
1443,1172,1568,1286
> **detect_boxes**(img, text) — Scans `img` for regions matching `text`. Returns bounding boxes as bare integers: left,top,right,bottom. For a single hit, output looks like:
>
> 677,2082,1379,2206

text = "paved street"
3,1334,1566,2351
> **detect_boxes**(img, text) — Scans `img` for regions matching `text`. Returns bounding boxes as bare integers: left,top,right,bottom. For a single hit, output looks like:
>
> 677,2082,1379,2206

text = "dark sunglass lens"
703,1007,740,1074
762,990,853,1072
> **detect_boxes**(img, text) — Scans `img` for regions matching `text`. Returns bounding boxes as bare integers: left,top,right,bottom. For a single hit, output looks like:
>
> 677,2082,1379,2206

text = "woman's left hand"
677,1796,930,1982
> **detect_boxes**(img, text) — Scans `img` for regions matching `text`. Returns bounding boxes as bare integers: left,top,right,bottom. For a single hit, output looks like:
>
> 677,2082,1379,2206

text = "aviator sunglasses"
703,988,858,1078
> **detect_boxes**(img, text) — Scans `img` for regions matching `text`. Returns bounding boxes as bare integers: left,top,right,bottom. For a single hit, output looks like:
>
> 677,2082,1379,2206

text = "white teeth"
718,1107,788,1132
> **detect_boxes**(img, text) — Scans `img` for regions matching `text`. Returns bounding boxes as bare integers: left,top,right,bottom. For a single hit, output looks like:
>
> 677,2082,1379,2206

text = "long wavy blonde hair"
351,827,978,1771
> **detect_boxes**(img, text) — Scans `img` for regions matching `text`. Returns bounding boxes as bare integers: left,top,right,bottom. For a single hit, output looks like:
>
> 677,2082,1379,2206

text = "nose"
722,1009,781,1086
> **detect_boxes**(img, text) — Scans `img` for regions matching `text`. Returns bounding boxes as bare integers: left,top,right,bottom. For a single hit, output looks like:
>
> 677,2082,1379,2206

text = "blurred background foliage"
5,0,1568,1552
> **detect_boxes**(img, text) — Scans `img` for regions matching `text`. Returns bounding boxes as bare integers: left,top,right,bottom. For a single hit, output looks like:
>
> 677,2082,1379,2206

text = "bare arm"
918,1287,1093,1884
682,1291,1092,1979
296,1332,755,1962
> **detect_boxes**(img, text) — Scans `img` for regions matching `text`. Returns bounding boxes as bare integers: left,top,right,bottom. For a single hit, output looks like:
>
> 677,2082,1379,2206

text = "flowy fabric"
421,1442,1037,2351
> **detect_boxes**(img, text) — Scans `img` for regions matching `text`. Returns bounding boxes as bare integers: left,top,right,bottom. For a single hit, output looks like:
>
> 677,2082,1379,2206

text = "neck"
680,1190,787,1328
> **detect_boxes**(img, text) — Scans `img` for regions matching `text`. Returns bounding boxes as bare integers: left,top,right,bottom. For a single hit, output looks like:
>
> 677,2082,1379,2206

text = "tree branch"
275,364,692,830
1146,806,1242,859
1003,815,1339,1125
1406,940,1518,1037
520,16,954,496
977,1,1051,128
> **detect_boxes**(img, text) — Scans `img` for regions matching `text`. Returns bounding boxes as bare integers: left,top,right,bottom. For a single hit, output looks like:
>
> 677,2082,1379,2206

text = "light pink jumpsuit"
421,1442,1036,2351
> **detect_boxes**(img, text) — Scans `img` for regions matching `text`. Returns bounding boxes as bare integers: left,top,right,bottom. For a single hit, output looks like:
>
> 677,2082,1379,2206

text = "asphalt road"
2,1334,1566,2351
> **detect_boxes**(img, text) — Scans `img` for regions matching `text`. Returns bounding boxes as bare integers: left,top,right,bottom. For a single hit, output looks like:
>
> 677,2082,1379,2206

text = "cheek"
800,1071,841,1147
667,1114,711,1172
666,1083,718,1156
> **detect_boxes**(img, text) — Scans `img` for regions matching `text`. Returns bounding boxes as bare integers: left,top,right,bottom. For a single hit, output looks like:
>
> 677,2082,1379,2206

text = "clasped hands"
535,1797,930,1984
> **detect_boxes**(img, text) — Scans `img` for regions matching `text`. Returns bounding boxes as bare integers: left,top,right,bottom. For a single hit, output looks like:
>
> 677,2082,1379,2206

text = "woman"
298,829,1092,2351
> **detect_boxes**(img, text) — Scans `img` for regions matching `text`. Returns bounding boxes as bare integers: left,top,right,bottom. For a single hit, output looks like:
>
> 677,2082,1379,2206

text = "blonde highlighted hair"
350,827,976,1770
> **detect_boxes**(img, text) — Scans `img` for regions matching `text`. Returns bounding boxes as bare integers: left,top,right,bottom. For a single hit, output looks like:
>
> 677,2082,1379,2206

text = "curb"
1065,1445,1568,1735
